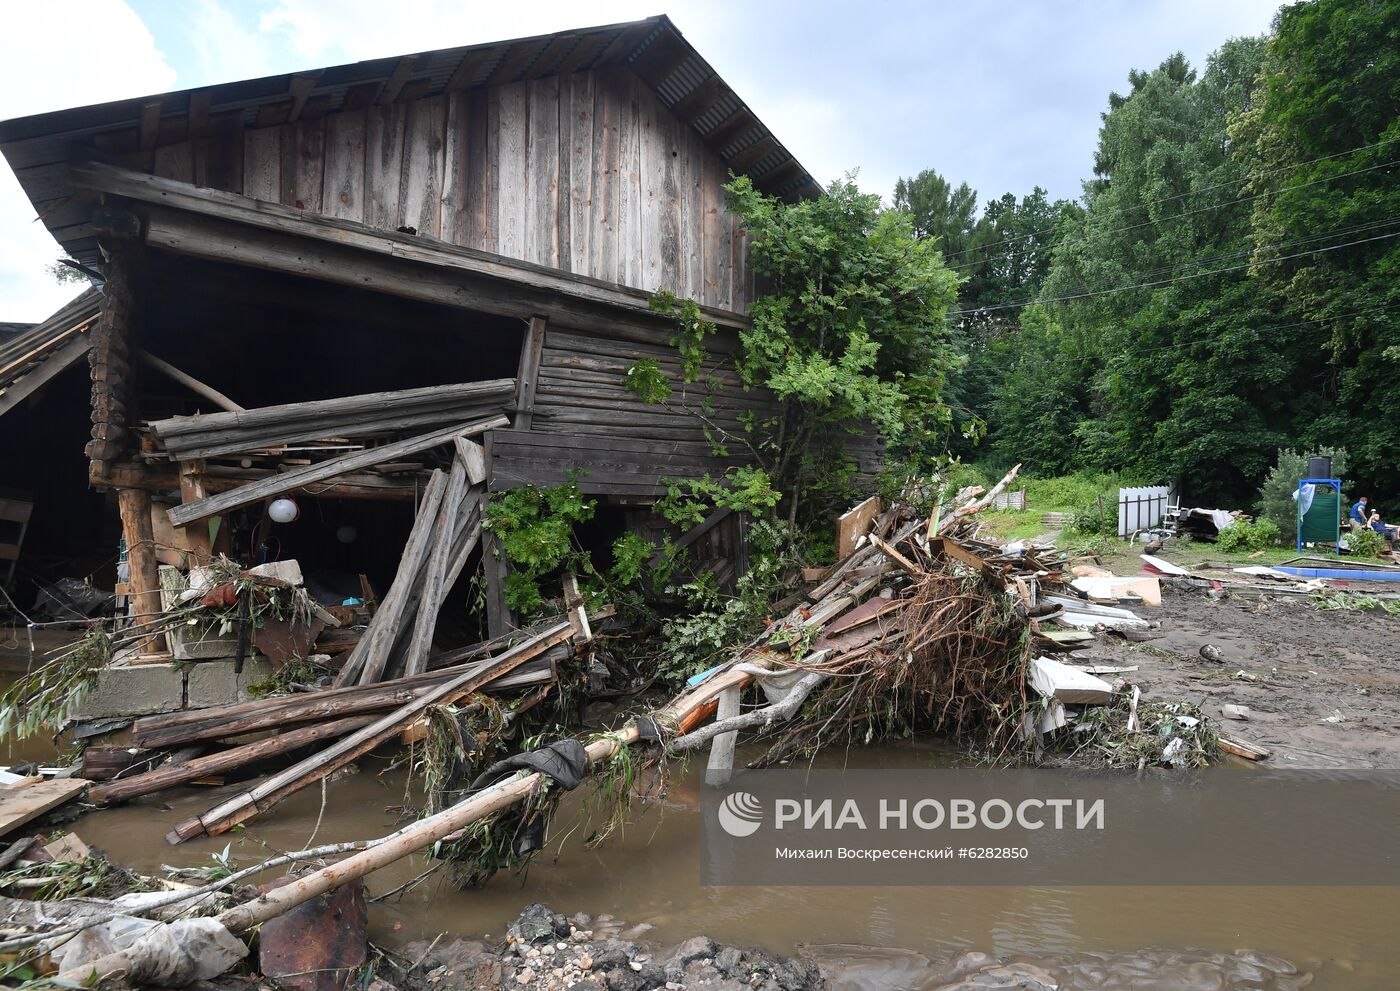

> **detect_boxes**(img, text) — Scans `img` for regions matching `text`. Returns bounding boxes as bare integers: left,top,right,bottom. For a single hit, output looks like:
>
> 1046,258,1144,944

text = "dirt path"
1079,584,1400,768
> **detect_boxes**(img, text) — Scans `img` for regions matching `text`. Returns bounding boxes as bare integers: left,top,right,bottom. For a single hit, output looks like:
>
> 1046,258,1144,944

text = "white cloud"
0,0,177,320
188,0,278,85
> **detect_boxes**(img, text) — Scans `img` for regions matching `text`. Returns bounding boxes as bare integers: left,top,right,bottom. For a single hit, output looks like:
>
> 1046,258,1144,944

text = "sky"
0,0,1282,321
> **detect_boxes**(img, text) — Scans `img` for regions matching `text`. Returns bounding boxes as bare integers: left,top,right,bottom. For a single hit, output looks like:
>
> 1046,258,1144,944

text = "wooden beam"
167,416,507,527
286,73,320,122
513,316,547,430
376,57,414,105
97,461,422,501
177,460,213,563
69,163,750,333
117,487,166,655
343,470,449,686
90,716,375,805
401,461,467,677
167,620,575,843
136,349,244,412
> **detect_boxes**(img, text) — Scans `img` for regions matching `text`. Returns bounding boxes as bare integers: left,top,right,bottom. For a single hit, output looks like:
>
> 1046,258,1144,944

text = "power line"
944,157,1400,275
946,229,1400,316
1012,215,1400,296
936,136,1400,268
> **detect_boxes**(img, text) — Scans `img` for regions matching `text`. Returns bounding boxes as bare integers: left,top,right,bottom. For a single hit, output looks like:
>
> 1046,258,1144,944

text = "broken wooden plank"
340,469,449,686
836,495,881,559
1218,736,1272,761
401,461,468,677
869,534,920,574
168,621,575,843
168,417,507,527
705,684,741,785
453,436,487,485
0,778,89,839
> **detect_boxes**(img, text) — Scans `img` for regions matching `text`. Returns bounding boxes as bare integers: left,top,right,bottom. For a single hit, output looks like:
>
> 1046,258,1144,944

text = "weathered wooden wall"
147,70,750,312
488,325,885,497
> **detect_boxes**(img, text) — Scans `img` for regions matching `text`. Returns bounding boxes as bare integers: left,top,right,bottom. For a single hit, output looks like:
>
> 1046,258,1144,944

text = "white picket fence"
1118,485,1171,538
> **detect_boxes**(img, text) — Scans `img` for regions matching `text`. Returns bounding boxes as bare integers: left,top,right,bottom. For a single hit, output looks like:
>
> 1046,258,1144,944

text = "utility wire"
943,157,1400,273
935,135,1400,267
992,214,1400,294
946,229,1400,316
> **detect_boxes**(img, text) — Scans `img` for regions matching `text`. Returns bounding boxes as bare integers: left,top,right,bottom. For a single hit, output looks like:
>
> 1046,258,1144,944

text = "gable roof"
0,15,820,269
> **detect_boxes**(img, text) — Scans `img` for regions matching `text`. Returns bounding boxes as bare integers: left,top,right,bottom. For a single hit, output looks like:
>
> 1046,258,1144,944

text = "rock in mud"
403,906,823,991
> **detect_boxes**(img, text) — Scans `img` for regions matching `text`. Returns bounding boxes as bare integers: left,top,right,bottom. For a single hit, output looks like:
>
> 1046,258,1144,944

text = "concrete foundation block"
185,656,277,709
76,662,186,718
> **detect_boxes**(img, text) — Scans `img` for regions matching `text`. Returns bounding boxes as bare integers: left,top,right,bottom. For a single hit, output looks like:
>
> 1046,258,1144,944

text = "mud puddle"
45,740,1393,990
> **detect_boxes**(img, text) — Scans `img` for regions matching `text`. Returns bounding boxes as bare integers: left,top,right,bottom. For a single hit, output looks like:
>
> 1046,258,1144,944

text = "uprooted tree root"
754,570,1035,767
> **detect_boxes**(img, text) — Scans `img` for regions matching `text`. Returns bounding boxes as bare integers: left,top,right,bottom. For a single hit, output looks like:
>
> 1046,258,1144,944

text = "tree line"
898,0,1399,505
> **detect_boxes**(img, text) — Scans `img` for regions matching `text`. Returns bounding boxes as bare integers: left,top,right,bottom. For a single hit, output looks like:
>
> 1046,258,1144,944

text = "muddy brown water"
7,733,1395,990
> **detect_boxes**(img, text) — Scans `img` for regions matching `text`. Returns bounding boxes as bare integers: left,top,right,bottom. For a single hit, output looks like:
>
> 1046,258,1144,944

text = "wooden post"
479,435,515,640
177,460,213,564
512,315,546,430
117,487,167,657
705,684,741,785
87,242,141,484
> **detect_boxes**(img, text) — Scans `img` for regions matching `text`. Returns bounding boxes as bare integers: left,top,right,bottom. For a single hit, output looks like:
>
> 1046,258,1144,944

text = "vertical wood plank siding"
149,70,750,312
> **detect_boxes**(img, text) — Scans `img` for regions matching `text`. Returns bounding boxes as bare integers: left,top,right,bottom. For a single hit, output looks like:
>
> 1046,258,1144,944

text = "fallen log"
90,716,375,805
953,464,1022,518
167,621,576,843
132,654,557,749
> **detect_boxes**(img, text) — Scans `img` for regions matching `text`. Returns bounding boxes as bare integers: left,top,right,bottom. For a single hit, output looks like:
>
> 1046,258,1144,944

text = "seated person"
1367,511,1398,542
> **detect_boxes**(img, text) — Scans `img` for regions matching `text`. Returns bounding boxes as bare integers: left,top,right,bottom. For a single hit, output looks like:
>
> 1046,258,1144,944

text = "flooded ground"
5,589,1399,989
39,740,1395,990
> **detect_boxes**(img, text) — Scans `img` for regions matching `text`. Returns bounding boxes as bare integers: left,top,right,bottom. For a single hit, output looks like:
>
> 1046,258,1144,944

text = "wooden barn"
0,16,881,657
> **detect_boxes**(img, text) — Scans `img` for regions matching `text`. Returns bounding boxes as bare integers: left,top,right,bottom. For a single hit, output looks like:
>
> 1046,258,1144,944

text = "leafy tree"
1229,0,1400,499
724,173,961,522
892,169,980,259
1031,38,1295,502
1255,446,1349,535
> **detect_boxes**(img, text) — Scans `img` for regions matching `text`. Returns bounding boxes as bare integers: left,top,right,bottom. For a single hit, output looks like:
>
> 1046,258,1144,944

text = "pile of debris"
1,466,1271,987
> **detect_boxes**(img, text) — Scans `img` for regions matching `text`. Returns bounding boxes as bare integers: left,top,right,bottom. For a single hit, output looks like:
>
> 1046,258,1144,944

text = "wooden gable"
144,70,750,313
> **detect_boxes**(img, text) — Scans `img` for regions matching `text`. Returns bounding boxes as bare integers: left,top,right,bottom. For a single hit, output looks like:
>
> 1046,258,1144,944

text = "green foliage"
0,632,111,739
1255,447,1349,535
622,358,672,403
608,531,654,587
655,518,799,684
1070,499,1119,537
1345,524,1388,560
1228,0,1400,501
654,466,782,528
485,477,596,614
725,172,960,520
648,290,714,383
1216,517,1282,553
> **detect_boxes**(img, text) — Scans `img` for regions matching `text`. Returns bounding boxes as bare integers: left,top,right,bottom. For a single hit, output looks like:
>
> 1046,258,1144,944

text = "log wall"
148,70,750,313
490,325,885,496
